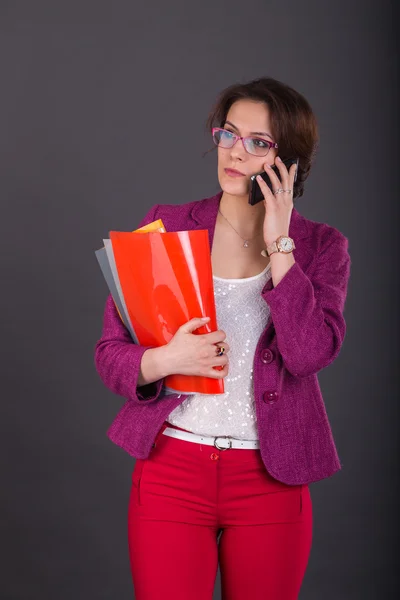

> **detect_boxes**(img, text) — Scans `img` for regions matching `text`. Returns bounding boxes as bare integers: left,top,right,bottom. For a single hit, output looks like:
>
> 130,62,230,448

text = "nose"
229,139,247,162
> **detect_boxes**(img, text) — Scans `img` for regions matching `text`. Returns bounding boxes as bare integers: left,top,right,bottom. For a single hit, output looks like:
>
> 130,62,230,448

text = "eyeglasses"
212,127,278,157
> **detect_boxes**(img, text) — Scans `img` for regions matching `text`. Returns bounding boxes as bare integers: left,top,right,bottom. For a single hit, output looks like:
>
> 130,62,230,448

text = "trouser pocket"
132,459,146,506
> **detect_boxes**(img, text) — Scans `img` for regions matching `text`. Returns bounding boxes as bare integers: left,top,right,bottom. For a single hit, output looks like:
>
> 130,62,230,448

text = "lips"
225,168,245,177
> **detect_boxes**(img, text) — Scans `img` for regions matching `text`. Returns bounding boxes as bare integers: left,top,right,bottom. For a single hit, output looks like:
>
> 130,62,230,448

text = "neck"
219,190,265,238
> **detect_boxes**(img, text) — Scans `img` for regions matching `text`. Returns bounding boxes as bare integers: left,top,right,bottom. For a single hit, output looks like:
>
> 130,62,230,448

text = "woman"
94,76,351,600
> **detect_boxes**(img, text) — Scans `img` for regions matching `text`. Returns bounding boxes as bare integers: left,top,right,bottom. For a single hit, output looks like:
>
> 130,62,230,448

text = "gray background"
1,1,399,598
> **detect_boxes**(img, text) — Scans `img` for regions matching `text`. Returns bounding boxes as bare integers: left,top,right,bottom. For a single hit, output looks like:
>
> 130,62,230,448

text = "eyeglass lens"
212,129,271,157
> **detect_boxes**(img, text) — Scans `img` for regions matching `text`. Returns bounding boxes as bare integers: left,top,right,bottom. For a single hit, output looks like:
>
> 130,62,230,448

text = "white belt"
162,427,260,450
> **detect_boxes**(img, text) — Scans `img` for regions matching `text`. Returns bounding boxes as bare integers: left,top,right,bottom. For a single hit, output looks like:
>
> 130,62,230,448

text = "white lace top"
167,262,272,440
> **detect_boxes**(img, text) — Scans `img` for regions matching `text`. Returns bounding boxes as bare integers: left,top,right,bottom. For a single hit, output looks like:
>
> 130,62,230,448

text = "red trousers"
128,422,313,600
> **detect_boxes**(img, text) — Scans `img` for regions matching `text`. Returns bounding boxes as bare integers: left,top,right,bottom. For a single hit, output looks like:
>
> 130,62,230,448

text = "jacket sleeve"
261,228,351,378
94,203,166,403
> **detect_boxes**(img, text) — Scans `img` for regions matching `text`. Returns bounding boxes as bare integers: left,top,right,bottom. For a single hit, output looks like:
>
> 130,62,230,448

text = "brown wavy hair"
204,77,319,200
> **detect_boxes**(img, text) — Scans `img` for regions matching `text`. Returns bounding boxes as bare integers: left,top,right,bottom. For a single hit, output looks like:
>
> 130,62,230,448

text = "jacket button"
263,390,279,404
261,349,274,364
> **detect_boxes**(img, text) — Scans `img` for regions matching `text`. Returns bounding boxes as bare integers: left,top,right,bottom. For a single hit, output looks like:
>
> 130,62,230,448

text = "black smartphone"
248,157,299,206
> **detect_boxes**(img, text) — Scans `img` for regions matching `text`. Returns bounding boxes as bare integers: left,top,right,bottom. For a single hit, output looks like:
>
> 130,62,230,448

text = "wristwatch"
264,235,296,257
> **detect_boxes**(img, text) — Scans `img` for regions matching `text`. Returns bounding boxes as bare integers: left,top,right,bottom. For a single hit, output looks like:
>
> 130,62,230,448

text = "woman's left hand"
256,156,298,247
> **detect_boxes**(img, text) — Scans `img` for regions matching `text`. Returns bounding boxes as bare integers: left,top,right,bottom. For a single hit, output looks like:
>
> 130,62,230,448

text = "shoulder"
300,211,350,257
156,199,200,220
137,191,221,230
137,200,197,230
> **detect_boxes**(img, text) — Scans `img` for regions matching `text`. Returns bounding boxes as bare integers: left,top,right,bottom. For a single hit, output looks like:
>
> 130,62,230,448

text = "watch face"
278,237,294,252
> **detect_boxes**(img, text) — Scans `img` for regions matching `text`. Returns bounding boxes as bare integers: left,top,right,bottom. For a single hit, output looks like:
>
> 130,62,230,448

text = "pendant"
243,240,249,248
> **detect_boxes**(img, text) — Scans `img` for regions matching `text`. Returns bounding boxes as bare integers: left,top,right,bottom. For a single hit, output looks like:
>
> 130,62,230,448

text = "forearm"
262,232,351,377
269,251,296,287
265,264,346,376
95,295,166,403
137,346,171,387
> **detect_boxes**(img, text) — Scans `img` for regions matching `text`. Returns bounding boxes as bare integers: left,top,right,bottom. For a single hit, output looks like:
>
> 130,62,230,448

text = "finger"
207,363,229,379
263,162,281,187
216,341,230,353
181,317,210,333
281,163,297,200
274,156,290,186
204,330,227,344
209,354,229,367
211,342,230,357
289,162,298,187
214,339,229,349
256,173,275,201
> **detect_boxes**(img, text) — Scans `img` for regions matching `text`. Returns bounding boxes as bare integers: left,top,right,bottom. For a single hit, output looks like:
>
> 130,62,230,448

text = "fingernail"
201,317,210,321
265,163,271,169
276,156,282,162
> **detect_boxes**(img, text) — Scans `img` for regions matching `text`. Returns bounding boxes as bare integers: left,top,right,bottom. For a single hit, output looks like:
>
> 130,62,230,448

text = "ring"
215,345,225,357
273,188,292,195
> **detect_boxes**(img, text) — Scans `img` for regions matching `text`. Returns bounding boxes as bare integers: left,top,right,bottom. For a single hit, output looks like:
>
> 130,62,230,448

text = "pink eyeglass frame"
212,127,278,155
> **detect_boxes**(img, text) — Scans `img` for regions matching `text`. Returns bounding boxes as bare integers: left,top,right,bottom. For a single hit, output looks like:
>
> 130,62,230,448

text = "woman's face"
216,99,278,198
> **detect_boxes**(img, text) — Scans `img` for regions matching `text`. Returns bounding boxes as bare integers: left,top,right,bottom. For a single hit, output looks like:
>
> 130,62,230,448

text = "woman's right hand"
161,317,230,379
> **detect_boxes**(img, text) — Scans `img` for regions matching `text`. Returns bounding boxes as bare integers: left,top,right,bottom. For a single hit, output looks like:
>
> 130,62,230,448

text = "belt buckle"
213,436,232,451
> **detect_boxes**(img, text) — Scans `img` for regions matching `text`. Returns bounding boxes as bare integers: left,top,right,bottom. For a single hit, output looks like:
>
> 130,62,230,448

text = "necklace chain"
218,207,260,248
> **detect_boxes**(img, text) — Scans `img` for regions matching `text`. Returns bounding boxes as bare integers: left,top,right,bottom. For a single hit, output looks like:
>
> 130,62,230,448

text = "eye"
251,138,270,148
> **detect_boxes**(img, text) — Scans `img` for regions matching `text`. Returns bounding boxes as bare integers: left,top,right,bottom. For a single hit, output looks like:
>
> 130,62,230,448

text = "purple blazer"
94,190,351,485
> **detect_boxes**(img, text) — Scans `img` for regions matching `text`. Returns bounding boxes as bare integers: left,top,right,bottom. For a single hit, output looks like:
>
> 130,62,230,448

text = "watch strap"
266,241,279,256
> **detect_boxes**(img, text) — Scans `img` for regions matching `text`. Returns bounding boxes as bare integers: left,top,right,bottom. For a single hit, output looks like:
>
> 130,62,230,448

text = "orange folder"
110,228,224,395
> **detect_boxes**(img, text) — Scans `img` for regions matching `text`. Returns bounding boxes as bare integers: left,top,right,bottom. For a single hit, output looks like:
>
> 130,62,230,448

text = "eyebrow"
224,120,273,140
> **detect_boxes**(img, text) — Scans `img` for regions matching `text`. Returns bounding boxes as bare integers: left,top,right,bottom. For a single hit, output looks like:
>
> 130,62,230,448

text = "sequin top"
167,262,272,440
